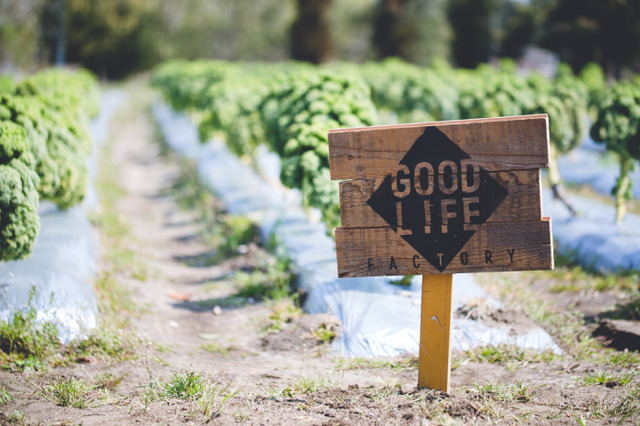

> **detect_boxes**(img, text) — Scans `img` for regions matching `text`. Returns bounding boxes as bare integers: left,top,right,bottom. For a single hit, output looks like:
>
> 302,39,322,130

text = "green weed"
582,370,637,387
40,376,90,408
6,410,24,424
389,275,413,286
0,289,60,371
604,296,640,321
460,344,559,365
334,355,418,372
93,371,125,391
550,252,640,292
163,370,207,400
235,258,293,301
201,342,234,357
585,388,640,421
266,375,334,398
469,382,534,403
311,322,338,343
69,326,138,361
197,384,240,418
263,298,303,334
167,161,258,263
0,388,13,405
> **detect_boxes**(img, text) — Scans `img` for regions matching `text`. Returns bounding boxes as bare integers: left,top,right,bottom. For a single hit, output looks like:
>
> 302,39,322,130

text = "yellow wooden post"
418,274,454,393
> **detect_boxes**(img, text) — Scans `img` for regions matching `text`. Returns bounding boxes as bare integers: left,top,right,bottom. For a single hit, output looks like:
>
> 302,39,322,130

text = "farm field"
1,80,639,425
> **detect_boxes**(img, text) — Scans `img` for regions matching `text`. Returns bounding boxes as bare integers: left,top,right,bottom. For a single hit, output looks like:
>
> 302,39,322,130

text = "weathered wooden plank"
334,219,553,277
339,169,542,228
329,114,550,180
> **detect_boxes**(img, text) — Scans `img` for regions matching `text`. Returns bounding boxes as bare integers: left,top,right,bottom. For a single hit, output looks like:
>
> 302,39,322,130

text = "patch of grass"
6,410,24,424
0,388,13,405
196,383,240,418
311,322,338,343
167,161,259,263
235,257,294,301
459,344,559,365
267,375,334,398
468,382,535,403
263,298,303,334
585,387,640,422
69,326,139,361
0,288,60,372
604,296,640,321
163,370,208,400
140,368,239,419
582,370,637,387
200,342,234,357
334,355,418,372
480,273,640,367
550,252,640,292
389,275,413,286
93,371,125,391
40,377,90,408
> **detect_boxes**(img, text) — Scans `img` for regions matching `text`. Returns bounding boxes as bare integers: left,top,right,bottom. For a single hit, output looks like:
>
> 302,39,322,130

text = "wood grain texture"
329,114,550,180
334,219,553,277
339,169,542,228
418,274,453,392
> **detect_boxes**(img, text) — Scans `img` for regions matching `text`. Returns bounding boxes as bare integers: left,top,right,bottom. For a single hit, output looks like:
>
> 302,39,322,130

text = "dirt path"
2,84,640,425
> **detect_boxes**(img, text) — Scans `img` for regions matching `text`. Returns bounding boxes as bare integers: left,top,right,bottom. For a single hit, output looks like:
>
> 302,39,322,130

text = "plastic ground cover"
153,103,562,357
0,90,125,343
558,137,640,199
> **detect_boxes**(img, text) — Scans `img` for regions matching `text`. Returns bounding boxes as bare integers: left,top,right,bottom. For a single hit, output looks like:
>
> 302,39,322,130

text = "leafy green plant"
582,370,637,387
0,121,40,261
93,371,125,392
235,257,293,301
0,288,59,371
591,81,640,223
40,377,90,408
163,370,207,400
0,388,13,405
263,298,303,334
200,342,233,357
6,409,24,424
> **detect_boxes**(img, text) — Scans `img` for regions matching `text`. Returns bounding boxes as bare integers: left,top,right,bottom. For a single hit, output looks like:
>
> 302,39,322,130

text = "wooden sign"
328,114,554,393
328,115,554,278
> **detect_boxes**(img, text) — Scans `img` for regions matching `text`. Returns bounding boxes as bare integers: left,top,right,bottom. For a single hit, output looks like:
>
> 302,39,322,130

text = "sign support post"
418,274,453,392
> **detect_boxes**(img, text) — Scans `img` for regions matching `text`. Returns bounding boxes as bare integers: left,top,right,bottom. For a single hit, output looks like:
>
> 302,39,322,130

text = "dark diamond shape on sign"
366,127,508,271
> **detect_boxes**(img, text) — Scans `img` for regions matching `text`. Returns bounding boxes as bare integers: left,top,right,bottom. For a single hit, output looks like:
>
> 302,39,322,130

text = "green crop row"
152,61,376,229
0,68,99,261
152,59,640,226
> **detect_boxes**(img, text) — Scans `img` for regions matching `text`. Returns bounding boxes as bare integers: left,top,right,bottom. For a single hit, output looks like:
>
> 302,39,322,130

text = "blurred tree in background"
0,0,43,72
160,0,293,62
1,0,640,80
372,0,450,65
447,0,504,69
330,0,375,62
290,0,333,64
540,0,640,79
61,0,164,79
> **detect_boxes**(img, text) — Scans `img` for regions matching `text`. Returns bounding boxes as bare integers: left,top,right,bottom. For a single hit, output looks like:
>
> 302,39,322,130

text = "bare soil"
1,86,639,425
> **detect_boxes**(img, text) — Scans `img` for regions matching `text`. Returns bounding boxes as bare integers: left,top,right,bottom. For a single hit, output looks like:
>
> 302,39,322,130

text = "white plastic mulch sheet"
558,137,640,199
153,102,561,358
0,90,125,343
544,190,640,273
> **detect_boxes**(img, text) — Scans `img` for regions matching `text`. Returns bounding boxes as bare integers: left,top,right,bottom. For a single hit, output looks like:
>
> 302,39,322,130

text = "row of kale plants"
151,59,640,227
0,68,100,261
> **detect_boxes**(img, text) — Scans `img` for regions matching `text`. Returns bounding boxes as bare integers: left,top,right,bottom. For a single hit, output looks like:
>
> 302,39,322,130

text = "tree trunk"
290,0,332,64
372,0,414,60
548,143,578,216
614,156,635,224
